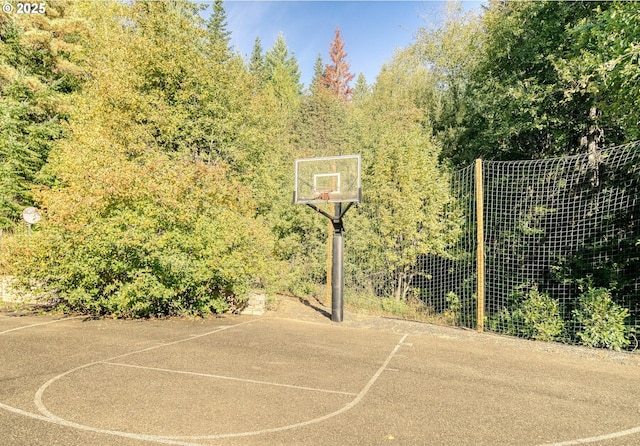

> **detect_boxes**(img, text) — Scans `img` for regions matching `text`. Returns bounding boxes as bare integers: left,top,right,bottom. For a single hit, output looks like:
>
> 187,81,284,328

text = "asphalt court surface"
2,304,640,445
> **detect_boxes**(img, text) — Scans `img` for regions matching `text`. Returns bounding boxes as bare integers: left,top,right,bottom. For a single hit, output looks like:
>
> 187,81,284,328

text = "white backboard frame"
294,154,361,204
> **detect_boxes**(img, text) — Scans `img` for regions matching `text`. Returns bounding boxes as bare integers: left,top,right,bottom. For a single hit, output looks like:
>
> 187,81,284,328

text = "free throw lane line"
104,361,358,396
162,333,411,440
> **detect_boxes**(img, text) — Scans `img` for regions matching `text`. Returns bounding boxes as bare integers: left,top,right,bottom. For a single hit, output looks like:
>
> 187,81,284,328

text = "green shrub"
488,284,566,342
445,291,462,326
488,306,524,337
572,285,630,351
519,286,566,342
4,157,276,318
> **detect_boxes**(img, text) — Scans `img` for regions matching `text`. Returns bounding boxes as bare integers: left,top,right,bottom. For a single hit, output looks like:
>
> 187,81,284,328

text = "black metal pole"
331,202,344,322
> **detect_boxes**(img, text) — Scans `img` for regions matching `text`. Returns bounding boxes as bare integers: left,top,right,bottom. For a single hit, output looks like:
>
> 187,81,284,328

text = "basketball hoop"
293,154,362,323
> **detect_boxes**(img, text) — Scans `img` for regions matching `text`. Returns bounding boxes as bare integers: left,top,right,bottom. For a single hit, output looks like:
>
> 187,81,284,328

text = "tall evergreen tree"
207,0,231,46
322,28,355,101
264,33,302,105
309,53,326,92
206,0,232,61
249,37,264,77
352,73,371,102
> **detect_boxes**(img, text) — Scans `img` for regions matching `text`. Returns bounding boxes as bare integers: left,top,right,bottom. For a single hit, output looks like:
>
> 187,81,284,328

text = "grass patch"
344,289,446,323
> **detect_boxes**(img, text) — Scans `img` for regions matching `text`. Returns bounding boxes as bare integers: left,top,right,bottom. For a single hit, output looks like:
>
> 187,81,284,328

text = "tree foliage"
558,1,640,141
423,1,640,166
347,54,460,301
0,0,86,228
3,0,638,330
309,53,325,92
207,0,231,58
3,0,276,316
248,36,265,89
460,1,604,162
410,2,482,163
263,33,302,108
9,151,272,317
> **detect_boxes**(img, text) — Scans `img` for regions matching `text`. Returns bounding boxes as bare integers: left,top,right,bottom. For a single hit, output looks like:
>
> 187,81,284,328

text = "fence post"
475,159,485,332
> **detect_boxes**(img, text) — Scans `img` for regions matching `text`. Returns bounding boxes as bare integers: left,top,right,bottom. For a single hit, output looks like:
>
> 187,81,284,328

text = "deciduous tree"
558,1,640,141
348,55,460,301
448,1,613,164
5,0,277,316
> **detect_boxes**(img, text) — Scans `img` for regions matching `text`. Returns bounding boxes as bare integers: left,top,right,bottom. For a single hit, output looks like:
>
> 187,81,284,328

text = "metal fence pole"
475,159,485,333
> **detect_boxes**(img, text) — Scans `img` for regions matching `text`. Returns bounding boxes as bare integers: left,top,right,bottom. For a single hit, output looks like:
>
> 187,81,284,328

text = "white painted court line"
33,321,259,417
0,401,207,446
4,316,638,446
0,319,257,446
537,425,640,446
164,333,411,441
0,316,83,335
28,325,409,443
103,361,359,396
0,319,259,446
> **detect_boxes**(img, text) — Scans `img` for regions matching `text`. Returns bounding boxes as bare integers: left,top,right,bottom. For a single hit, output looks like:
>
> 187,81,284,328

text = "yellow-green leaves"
0,0,86,227
346,53,460,301
5,0,276,316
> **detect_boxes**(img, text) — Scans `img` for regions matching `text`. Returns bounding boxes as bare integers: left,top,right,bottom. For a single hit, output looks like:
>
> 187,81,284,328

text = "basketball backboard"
294,154,361,204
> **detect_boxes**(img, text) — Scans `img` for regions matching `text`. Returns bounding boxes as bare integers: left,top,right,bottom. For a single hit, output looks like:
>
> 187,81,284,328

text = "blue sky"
211,1,483,88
